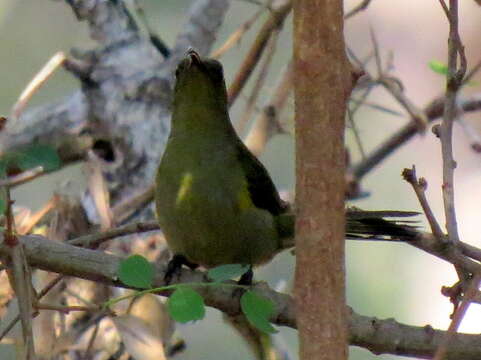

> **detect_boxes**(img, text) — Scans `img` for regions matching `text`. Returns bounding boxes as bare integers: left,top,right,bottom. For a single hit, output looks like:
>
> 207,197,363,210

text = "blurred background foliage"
1,1,481,359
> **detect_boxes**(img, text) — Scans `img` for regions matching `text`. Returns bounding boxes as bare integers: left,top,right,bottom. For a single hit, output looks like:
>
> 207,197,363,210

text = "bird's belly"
156,173,279,267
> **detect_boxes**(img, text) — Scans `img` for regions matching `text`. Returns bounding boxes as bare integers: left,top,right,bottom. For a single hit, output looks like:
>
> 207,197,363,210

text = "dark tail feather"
277,209,420,250
346,209,419,240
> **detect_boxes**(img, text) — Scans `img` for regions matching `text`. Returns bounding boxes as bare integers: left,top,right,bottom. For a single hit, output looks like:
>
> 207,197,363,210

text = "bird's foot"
164,254,198,285
238,266,254,286
233,266,253,300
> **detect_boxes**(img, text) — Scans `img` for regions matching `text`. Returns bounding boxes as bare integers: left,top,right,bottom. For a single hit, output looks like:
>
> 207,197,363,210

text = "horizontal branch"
2,232,481,359
349,309,481,359
1,92,89,159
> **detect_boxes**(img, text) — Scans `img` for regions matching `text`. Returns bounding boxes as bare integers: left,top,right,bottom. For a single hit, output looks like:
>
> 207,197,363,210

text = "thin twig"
352,93,481,180
245,60,293,156
402,166,445,241
227,0,292,107
433,2,470,358
235,0,267,6
17,194,59,235
438,0,449,17
4,190,36,359
64,288,95,307
84,322,100,360
463,57,481,84
370,28,383,78
68,221,160,248
210,1,270,59
111,185,154,224
344,0,373,19
0,275,64,342
349,98,404,117
348,86,376,158
433,274,481,360
35,303,99,313
378,77,428,129
236,27,280,134
347,108,366,159
11,52,66,119
458,118,481,153
0,166,44,188
439,0,465,245
130,0,171,57
369,29,428,129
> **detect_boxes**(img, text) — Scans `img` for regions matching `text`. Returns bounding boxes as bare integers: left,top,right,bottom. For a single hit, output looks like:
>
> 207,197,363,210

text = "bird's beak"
186,48,202,69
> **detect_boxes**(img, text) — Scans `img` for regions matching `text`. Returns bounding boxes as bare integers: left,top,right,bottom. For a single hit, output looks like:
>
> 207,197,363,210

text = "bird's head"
173,49,228,109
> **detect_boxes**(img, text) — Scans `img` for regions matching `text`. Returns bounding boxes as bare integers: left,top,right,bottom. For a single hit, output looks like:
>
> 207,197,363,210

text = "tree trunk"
293,1,351,359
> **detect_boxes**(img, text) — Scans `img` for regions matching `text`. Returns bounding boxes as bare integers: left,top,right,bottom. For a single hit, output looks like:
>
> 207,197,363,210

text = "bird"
155,49,417,282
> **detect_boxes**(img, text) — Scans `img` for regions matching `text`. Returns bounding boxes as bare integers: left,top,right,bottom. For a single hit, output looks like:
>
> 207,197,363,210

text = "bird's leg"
232,266,253,302
238,266,254,286
164,254,199,284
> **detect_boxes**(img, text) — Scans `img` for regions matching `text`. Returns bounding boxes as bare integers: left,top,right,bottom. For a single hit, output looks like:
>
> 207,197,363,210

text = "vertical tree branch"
439,0,466,245
294,1,351,359
433,1,472,358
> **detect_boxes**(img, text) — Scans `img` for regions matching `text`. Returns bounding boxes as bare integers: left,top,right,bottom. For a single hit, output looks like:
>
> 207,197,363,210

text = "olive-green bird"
155,50,416,279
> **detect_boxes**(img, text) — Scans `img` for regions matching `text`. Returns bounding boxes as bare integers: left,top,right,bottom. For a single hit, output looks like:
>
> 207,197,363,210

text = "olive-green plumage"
155,50,416,269
155,51,288,268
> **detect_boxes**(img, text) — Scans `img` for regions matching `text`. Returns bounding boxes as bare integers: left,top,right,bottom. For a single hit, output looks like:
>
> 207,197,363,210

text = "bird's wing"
235,140,287,216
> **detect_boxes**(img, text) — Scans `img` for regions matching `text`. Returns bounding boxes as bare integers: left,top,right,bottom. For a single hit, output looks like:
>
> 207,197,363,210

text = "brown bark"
293,1,351,359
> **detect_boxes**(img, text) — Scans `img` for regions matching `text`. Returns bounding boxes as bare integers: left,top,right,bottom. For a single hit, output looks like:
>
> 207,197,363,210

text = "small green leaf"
167,287,205,323
429,60,448,75
207,264,250,282
15,144,61,172
118,254,154,289
0,198,5,215
241,290,277,334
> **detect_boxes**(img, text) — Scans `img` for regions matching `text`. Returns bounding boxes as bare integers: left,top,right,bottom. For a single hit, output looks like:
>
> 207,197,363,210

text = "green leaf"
241,290,277,334
0,198,5,215
15,144,61,172
118,254,154,289
167,287,205,323
207,264,250,282
429,60,448,75
428,60,478,86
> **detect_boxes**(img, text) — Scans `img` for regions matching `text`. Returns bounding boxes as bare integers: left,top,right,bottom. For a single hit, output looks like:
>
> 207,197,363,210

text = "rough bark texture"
293,1,351,359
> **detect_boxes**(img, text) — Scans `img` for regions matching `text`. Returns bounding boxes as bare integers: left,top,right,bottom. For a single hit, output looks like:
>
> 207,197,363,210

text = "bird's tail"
345,208,419,240
276,208,419,249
